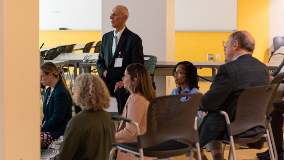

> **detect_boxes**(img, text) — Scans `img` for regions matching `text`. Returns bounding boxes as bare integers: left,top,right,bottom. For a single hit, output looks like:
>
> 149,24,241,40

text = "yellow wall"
39,31,102,52
175,0,269,76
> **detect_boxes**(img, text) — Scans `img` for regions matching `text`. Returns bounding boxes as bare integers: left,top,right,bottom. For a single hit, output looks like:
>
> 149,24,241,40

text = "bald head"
229,31,255,53
113,5,129,18
110,5,129,31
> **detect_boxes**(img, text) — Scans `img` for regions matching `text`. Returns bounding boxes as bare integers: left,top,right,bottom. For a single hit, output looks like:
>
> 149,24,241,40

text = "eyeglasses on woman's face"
40,74,47,80
173,71,186,77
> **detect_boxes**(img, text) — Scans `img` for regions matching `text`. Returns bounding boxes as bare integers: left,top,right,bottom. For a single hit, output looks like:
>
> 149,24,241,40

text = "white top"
113,26,125,45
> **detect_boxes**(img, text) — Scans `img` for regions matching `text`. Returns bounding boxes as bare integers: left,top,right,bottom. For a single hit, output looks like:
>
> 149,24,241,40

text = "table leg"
79,65,82,75
212,68,216,80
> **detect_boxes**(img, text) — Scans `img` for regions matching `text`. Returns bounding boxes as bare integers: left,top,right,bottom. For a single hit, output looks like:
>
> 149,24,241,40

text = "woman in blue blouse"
171,61,222,160
171,61,203,117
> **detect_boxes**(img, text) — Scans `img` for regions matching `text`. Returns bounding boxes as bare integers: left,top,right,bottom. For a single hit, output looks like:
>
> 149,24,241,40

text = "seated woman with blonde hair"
40,62,73,147
115,63,156,160
54,73,116,160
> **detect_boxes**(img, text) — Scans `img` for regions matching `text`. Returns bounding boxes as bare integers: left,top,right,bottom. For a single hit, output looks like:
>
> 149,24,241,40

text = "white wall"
40,0,102,30
102,0,175,61
269,0,284,54
175,0,237,31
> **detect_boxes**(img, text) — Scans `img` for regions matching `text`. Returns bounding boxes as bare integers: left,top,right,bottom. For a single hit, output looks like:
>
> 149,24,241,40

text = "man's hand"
114,81,124,92
269,75,274,83
103,70,107,78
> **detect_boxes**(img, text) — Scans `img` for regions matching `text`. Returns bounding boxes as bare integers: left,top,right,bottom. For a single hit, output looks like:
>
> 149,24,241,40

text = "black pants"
105,80,130,115
270,108,284,147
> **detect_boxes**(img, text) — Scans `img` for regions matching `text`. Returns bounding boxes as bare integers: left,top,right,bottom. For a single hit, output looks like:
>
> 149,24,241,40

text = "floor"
172,145,267,160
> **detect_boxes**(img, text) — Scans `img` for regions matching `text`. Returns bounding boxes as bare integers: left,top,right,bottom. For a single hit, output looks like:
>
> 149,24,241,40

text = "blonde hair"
41,62,74,105
73,73,110,111
126,63,156,102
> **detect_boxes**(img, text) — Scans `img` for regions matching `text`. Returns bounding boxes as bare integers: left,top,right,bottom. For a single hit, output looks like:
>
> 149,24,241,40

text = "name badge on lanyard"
114,51,123,67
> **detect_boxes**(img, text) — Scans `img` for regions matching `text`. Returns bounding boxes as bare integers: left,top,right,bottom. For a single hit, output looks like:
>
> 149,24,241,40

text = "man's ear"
234,40,239,50
123,15,128,21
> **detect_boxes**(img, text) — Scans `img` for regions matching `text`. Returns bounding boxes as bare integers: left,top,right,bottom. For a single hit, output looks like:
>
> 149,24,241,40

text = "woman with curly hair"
54,73,116,160
115,63,156,160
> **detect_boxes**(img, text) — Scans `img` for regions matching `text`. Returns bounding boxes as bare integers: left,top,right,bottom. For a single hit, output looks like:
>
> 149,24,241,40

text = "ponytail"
59,73,74,105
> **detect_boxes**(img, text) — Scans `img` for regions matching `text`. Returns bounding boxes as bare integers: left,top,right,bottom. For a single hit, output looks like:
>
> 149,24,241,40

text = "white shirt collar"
113,26,125,42
232,54,246,61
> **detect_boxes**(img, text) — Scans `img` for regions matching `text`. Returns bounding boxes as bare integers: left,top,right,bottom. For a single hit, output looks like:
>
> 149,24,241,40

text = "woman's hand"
114,81,124,92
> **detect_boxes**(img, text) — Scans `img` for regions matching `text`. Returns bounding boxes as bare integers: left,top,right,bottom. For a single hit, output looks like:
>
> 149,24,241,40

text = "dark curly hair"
173,61,199,89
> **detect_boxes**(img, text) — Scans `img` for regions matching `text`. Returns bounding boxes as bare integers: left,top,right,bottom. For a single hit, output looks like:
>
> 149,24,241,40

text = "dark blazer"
198,54,269,146
41,81,72,139
96,27,144,83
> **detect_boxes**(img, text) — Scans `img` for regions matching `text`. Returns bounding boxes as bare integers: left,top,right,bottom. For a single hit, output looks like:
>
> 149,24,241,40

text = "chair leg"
108,146,118,160
228,136,237,160
266,129,276,160
228,145,231,160
189,151,193,160
222,143,226,159
139,148,144,160
195,142,202,160
268,123,278,160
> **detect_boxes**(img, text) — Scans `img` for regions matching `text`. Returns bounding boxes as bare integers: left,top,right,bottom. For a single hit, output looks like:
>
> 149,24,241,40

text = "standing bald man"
96,5,144,115
194,31,270,160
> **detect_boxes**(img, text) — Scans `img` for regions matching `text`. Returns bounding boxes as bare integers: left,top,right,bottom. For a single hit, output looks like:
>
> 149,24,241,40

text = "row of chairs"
109,75,284,160
40,41,101,60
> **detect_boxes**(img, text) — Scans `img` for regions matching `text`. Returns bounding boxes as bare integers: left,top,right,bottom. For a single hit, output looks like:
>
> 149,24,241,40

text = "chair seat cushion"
112,139,194,158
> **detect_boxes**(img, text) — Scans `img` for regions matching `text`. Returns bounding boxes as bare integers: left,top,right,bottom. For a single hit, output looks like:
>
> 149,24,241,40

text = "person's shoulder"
130,94,149,106
103,30,113,36
171,87,179,95
190,87,201,94
125,28,141,39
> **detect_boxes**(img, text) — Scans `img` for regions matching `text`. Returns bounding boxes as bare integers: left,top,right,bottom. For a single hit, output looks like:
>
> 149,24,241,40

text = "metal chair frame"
109,94,203,160
220,84,278,160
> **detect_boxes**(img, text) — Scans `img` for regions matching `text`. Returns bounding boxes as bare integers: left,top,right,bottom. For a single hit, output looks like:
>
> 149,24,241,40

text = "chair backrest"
64,44,76,53
94,41,101,53
144,55,158,75
229,84,277,136
44,48,58,60
273,37,284,52
266,74,284,115
54,46,67,58
138,93,202,149
83,41,95,53
40,50,48,57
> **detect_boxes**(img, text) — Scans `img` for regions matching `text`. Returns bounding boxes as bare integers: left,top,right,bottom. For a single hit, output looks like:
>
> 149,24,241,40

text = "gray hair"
229,31,255,53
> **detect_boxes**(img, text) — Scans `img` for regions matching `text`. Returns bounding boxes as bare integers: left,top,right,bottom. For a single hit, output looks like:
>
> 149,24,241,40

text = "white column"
102,0,175,96
0,0,39,159
269,0,284,54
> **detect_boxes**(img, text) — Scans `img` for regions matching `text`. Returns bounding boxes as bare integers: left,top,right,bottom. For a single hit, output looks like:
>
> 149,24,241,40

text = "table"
53,53,99,79
155,61,279,79
44,60,68,73
40,43,96,52
79,62,97,75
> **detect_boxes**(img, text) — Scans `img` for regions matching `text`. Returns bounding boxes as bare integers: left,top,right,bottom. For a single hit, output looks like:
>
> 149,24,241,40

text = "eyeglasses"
173,71,186,77
40,75,46,80
222,41,227,48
